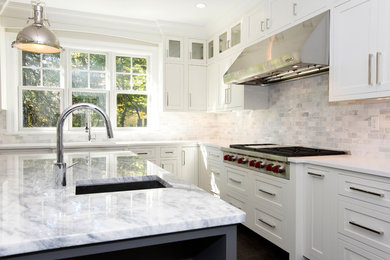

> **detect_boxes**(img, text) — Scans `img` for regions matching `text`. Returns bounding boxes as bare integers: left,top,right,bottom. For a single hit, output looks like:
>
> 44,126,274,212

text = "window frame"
18,50,65,131
13,38,156,133
112,53,150,129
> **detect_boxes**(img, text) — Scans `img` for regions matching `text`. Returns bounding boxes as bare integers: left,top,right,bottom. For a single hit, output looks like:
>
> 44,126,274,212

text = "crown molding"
1,2,207,43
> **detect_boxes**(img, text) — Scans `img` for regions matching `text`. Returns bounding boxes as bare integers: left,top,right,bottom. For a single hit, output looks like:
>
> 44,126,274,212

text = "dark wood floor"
237,224,289,260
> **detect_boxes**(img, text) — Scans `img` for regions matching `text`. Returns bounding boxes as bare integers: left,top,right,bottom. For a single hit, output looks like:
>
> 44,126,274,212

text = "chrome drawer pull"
259,189,276,196
229,178,242,184
258,218,276,228
165,151,174,154
350,186,384,197
308,172,324,178
137,152,148,155
349,221,384,235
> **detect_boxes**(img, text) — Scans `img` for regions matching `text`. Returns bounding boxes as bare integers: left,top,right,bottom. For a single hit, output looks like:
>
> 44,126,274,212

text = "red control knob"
237,158,243,164
224,155,229,161
255,161,261,168
272,165,280,173
228,155,233,161
249,160,256,167
266,164,274,171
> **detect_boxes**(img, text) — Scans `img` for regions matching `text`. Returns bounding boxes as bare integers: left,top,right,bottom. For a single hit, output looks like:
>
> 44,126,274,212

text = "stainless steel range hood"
224,11,329,85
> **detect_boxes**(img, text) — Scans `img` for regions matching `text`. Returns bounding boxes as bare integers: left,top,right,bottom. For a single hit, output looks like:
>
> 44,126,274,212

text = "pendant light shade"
11,3,63,54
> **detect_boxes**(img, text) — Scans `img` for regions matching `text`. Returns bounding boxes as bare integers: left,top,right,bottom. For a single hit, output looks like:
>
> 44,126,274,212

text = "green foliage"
71,52,88,69
117,94,147,127
116,56,131,72
72,92,106,127
22,90,60,127
90,54,106,71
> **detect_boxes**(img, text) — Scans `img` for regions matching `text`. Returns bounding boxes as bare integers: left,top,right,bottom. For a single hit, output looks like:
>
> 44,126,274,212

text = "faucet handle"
67,161,79,169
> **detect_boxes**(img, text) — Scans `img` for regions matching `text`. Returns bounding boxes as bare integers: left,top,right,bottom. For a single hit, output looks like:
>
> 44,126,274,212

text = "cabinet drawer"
225,193,246,211
339,173,390,208
226,167,248,195
338,198,390,253
338,237,389,260
253,176,284,214
207,147,223,162
160,147,179,158
253,206,285,249
129,147,156,159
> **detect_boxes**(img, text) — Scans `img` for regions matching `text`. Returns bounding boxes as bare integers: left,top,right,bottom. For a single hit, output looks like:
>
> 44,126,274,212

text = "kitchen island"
0,151,245,259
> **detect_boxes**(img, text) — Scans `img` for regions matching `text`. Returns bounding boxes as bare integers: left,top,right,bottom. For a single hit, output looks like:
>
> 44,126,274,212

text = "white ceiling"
10,0,258,26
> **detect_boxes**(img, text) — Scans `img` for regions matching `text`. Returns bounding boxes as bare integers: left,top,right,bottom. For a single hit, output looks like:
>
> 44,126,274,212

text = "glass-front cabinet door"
166,37,183,62
219,32,228,54
189,39,206,65
208,40,214,60
231,23,241,47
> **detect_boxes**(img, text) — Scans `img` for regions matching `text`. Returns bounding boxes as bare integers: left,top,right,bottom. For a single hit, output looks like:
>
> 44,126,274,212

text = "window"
71,51,108,127
18,48,151,130
21,51,62,128
115,56,147,127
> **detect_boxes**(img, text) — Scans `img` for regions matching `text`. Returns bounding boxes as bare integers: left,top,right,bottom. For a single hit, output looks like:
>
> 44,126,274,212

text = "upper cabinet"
218,20,242,55
293,0,329,21
189,39,206,65
248,0,292,44
329,0,390,101
163,37,207,112
208,39,215,60
165,37,183,63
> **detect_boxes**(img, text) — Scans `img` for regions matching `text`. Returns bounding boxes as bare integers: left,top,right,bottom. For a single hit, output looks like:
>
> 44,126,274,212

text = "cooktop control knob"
249,160,256,167
228,155,233,161
224,155,229,161
272,165,285,173
237,158,243,164
266,164,274,171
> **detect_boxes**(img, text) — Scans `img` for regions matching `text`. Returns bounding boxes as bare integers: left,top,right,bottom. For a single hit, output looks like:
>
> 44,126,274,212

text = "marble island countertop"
0,151,245,257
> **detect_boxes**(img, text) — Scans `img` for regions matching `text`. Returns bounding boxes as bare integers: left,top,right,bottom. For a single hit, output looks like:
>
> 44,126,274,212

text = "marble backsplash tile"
1,74,390,158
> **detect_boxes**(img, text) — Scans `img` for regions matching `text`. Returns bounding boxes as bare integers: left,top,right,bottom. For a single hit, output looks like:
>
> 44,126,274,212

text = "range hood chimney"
224,11,329,85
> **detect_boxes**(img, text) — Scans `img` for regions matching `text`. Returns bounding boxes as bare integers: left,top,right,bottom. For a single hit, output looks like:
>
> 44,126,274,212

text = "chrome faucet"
54,103,114,186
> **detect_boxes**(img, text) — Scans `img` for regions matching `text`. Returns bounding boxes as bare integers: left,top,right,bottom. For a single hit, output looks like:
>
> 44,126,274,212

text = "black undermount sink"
75,175,171,195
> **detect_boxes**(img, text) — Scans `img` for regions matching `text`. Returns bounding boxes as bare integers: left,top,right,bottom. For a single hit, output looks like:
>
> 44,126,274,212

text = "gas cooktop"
229,144,347,157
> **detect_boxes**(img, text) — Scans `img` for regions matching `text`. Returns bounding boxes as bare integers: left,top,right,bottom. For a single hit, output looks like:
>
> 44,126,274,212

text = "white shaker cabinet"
303,167,338,260
292,0,329,21
188,39,206,65
330,0,390,101
164,63,185,111
188,65,207,111
181,146,198,186
207,62,219,111
165,37,184,63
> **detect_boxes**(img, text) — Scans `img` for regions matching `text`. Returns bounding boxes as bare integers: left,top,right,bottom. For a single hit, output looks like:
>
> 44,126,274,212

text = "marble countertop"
0,151,244,257
289,155,390,178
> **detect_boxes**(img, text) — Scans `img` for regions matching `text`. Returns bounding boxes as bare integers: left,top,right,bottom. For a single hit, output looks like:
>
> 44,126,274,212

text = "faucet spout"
55,103,114,186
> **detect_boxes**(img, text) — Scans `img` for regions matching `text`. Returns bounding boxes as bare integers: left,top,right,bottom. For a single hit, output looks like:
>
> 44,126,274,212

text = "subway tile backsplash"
1,74,390,158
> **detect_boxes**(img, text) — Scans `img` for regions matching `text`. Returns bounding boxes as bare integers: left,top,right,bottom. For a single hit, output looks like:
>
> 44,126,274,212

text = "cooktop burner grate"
229,144,346,157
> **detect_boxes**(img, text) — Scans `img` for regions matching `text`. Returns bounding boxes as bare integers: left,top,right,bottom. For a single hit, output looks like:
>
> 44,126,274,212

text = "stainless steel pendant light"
11,1,63,53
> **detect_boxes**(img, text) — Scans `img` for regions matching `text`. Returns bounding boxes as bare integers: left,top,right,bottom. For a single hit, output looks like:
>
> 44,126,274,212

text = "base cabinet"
181,146,198,185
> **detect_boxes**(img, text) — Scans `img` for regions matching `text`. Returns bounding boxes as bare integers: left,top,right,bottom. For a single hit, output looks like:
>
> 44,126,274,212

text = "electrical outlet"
371,116,380,130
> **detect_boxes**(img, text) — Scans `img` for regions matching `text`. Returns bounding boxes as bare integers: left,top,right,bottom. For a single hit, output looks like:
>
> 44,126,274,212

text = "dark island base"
4,225,237,260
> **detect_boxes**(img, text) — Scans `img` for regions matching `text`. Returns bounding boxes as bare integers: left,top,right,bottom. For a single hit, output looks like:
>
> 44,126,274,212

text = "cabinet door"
189,39,206,65
230,22,241,48
181,146,198,185
294,0,328,20
219,31,229,54
160,159,178,176
377,0,390,91
218,58,233,109
247,0,268,43
329,0,378,101
268,0,292,33
304,168,337,260
164,63,185,111
226,85,244,110
188,65,207,111
208,39,215,60
165,38,183,63
207,62,219,111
